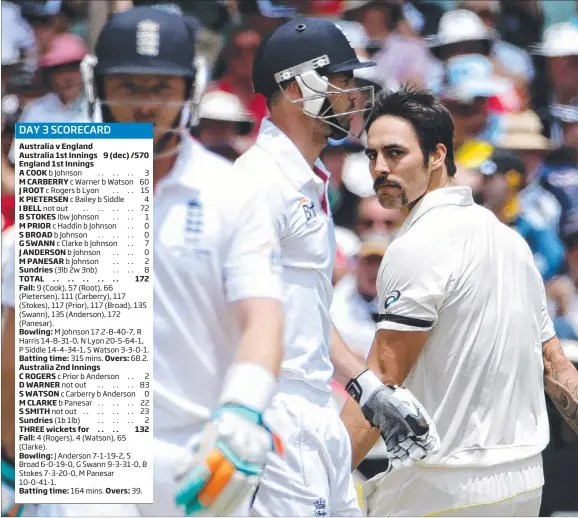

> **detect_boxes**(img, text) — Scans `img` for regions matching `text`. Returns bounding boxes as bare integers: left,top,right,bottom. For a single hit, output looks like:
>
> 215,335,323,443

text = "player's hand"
2,456,24,517
346,370,440,470
174,404,283,516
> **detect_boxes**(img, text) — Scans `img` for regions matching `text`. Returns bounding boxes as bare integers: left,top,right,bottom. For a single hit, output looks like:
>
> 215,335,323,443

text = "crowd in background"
2,0,578,515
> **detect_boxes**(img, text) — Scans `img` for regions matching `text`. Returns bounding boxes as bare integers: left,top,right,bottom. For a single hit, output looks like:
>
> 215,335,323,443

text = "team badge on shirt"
299,198,317,225
313,498,328,517
184,191,203,245
383,290,401,310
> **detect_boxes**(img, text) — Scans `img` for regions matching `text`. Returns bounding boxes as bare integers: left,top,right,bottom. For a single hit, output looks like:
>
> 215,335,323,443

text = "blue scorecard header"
15,123,153,139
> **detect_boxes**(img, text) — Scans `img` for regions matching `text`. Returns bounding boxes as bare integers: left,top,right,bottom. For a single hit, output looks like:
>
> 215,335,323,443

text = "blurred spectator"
532,22,578,145
331,231,390,359
3,32,89,198
498,110,561,235
440,54,512,150
209,25,266,139
539,144,578,241
427,9,523,111
354,195,404,238
551,99,578,152
194,90,254,161
499,0,544,51
330,231,390,479
476,148,565,281
2,1,37,85
320,138,365,228
342,1,396,52
457,0,535,87
7,33,88,158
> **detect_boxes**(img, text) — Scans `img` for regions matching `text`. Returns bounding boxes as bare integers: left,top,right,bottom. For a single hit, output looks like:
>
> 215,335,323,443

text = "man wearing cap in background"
531,22,578,146
5,32,89,163
538,100,578,251
220,16,437,517
193,90,254,161
456,0,535,88
498,111,563,242
439,53,512,154
427,9,522,113
3,6,286,518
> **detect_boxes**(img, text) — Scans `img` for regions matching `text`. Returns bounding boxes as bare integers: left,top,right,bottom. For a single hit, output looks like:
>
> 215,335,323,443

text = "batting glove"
174,364,283,517
2,456,24,517
346,370,440,470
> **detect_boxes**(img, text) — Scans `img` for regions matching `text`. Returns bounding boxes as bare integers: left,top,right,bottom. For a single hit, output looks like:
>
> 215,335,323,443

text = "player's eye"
365,149,376,160
387,149,403,158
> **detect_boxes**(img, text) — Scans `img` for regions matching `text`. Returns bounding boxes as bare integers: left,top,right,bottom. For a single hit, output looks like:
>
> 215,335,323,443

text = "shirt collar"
153,132,204,194
397,186,474,237
255,118,331,190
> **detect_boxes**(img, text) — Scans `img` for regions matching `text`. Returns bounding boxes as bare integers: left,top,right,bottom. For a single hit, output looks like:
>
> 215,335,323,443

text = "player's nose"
375,153,390,175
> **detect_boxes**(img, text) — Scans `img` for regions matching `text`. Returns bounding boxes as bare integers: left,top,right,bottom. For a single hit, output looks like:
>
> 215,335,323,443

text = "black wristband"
345,369,369,403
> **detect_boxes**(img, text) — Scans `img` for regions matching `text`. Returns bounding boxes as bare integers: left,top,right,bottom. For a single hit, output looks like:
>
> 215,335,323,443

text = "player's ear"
430,143,447,171
285,80,303,101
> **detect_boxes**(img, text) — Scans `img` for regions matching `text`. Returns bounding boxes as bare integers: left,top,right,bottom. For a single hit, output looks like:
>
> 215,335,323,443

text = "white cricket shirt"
152,134,282,444
376,186,555,468
234,119,336,398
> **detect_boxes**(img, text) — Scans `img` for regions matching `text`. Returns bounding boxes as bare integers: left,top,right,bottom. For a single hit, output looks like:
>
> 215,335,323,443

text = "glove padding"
2,456,25,517
174,404,282,517
347,370,440,470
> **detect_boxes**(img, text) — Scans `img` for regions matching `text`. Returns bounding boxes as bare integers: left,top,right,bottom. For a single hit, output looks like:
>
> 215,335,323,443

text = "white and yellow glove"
174,364,283,517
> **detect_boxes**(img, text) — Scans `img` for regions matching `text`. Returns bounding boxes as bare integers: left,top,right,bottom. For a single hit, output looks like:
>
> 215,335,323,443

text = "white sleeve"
2,239,16,308
376,240,452,332
8,102,34,164
539,277,556,343
224,184,283,303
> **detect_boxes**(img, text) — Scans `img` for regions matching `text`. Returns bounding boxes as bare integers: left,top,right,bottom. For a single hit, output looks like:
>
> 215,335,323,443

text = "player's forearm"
1,308,16,460
234,298,284,377
219,298,284,412
543,336,578,435
330,325,365,386
340,397,381,469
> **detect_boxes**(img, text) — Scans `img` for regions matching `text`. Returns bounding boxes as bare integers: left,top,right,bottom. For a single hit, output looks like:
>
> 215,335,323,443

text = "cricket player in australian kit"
342,86,578,516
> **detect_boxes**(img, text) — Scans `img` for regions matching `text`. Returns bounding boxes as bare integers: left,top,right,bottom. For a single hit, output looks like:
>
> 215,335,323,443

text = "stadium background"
1,0,577,515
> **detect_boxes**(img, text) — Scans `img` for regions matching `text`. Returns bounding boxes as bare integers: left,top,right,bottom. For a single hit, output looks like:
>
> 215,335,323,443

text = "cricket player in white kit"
232,18,440,517
341,86,578,516
2,7,285,517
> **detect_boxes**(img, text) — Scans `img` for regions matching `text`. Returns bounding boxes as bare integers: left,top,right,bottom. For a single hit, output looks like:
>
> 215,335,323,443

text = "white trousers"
250,383,362,517
34,384,361,517
364,454,544,517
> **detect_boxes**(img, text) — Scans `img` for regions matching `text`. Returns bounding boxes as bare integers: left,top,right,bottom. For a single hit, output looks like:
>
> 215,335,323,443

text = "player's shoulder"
178,136,258,206
188,136,235,178
233,143,286,187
